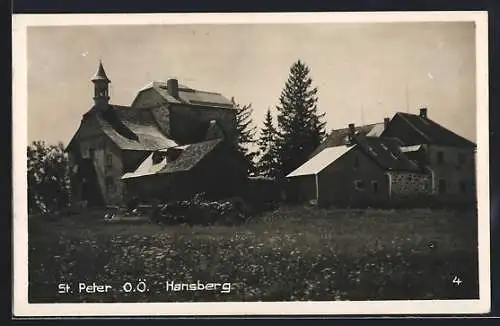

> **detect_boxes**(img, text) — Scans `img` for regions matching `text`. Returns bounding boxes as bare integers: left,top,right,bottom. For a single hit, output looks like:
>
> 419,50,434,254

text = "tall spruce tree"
275,59,326,177
232,98,258,175
257,108,280,178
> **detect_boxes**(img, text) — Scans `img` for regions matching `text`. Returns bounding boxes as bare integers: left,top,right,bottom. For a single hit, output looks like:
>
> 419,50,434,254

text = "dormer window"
166,147,183,162
152,151,166,164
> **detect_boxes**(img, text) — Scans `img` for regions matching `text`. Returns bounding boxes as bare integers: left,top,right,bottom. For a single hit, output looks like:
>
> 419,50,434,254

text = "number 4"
452,276,463,286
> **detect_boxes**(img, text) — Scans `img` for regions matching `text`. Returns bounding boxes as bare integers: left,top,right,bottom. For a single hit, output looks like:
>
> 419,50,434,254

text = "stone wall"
74,135,125,206
131,87,237,144
150,106,171,137
388,171,432,198
131,88,165,108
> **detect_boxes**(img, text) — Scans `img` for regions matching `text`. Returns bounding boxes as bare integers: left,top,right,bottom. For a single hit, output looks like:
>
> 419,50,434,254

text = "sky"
26,22,477,145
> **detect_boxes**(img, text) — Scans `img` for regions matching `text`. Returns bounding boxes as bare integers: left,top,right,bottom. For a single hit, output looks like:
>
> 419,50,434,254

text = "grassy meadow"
28,205,479,302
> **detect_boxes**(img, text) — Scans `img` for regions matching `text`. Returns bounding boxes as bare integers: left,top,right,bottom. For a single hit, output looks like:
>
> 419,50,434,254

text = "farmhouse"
287,108,476,207
381,108,476,203
65,61,246,207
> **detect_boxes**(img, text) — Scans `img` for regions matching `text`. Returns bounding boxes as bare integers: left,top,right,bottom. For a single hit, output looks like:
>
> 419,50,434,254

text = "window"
105,154,113,167
438,179,447,194
459,181,467,194
105,176,115,192
458,153,466,167
354,180,365,191
152,151,166,164
372,181,379,194
437,151,444,164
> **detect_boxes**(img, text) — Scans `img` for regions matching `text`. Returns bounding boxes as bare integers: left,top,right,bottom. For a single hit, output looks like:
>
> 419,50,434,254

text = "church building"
66,61,246,207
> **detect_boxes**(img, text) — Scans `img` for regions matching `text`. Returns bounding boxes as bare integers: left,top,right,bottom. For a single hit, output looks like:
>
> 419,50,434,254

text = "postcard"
12,11,490,316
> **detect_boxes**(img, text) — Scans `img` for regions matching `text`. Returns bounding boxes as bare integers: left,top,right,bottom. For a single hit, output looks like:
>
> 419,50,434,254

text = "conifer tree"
232,99,258,175
257,108,280,178
275,59,326,177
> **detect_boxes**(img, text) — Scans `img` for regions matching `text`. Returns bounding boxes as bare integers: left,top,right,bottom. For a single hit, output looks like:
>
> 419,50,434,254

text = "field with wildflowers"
28,205,479,302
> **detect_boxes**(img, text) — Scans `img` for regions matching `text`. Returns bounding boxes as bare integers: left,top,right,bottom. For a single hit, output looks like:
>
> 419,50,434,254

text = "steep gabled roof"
100,105,178,151
385,112,475,148
122,138,223,179
67,105,177,152
287,146,352,177
287,135,423,178
309,122,384,159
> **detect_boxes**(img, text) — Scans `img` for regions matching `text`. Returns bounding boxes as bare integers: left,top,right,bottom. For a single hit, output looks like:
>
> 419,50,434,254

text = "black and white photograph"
12,12,490,316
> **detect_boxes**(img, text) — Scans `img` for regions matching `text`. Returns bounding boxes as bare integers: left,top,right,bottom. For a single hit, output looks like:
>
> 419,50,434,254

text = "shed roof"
287,145,352,177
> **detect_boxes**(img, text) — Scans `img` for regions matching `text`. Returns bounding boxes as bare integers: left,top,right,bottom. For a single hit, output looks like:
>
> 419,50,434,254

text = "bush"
151,194,252,226
27,141,74,215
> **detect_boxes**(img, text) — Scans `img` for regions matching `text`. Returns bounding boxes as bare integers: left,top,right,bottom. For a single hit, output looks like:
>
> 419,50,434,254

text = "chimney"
384,117,390,130
346,123,356,145
419,107,428,119
348,123,355,136
167,78,179,98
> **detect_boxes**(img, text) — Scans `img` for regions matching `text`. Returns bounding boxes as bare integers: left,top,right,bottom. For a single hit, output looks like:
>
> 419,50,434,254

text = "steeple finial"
91,60,110,83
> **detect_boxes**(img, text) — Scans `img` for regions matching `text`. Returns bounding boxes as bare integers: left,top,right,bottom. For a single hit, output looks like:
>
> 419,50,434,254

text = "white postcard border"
12,11,491,317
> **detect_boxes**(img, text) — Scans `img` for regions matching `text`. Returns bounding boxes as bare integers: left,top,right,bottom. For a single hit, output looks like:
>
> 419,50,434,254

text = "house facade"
287,130,432,207
66,61,243,207
287,108,476,207
381,108,476,204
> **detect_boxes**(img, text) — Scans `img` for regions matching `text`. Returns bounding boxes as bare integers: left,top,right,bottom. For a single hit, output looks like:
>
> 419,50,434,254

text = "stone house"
381,108,476,204
286,128,432,207
65,61,245,207
287,107,476,207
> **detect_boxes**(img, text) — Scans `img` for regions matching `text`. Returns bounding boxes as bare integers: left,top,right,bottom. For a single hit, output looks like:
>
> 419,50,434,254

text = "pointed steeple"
91,60,111,83
91,60,111,109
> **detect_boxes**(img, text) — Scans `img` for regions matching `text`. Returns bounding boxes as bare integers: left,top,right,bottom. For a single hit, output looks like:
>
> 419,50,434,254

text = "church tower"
91,60,111,109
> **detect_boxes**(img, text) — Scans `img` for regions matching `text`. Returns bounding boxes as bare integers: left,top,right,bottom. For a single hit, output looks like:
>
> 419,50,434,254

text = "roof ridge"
330,122,382,132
